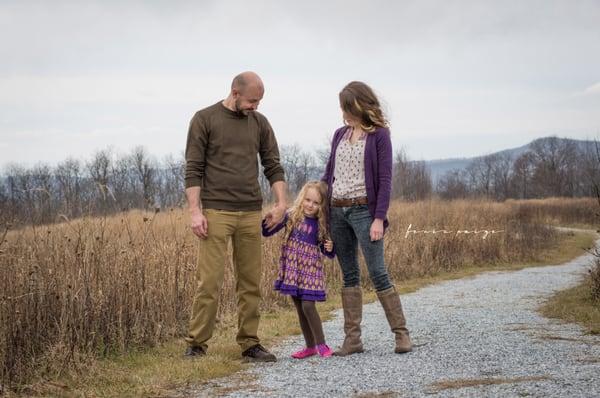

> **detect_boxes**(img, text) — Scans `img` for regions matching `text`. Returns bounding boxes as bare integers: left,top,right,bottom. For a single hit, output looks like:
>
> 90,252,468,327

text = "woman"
322,81,412,355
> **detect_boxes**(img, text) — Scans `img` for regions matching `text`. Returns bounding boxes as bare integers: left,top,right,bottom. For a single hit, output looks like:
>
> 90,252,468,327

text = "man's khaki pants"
185,209,262,352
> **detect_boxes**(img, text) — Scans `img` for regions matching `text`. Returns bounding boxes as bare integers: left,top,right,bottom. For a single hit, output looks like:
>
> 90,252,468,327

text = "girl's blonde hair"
339,81,388,133
284,181,329,243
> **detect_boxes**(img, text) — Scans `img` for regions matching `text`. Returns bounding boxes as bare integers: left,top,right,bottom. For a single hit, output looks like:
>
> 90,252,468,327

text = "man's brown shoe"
184,346,206,357
241,344,277,363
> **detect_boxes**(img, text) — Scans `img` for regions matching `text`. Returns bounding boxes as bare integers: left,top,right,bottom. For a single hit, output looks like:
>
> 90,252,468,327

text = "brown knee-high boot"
334,286,364,356
377,286,412,353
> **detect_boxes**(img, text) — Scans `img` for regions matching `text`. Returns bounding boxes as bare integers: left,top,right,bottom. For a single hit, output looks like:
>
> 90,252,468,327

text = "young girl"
262,181,335,358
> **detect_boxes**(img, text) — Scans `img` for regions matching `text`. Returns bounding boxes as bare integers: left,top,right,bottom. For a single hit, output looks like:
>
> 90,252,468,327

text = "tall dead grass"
507,197,596,227
0,199,566,390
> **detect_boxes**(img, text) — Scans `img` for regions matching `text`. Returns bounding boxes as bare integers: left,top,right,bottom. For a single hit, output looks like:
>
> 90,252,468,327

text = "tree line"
435,137,600,200
0,144,330,226
1,137,598,226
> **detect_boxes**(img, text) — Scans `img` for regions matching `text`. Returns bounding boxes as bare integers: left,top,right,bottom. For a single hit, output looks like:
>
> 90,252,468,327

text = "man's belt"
331,197,368,207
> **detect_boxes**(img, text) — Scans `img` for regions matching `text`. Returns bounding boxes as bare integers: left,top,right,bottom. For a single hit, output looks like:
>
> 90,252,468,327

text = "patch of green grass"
538,229,600,336
540,280,600,335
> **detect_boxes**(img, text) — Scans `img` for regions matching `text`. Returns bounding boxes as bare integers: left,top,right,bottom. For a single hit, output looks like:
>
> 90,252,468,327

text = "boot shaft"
335,286,364,356
377,286,413,353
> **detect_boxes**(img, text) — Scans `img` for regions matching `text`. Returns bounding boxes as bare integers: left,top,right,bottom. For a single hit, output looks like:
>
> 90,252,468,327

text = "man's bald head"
225,71,265,115
231,71,264,94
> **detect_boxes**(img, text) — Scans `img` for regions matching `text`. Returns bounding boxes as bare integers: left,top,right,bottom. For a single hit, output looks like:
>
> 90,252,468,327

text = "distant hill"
424,137,598,184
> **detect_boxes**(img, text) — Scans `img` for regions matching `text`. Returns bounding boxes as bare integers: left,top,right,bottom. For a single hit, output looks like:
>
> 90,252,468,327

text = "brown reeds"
0,199,566,390
507,197,596,227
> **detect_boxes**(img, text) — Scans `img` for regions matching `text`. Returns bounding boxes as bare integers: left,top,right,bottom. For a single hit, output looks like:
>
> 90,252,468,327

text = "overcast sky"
1,0,599,167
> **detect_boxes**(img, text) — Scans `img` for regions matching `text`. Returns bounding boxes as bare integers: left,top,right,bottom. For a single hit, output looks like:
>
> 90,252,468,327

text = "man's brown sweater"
184,101,285,211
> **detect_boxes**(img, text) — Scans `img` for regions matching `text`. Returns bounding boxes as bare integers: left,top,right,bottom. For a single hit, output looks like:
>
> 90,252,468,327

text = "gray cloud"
1,0,599,166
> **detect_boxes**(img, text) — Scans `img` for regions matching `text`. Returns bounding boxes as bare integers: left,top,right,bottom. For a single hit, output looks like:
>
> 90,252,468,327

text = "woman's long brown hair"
339,81,388,133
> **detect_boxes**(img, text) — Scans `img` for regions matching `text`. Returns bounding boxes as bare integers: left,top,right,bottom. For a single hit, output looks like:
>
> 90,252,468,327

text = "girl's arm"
319,240,336,259
261,212,288,237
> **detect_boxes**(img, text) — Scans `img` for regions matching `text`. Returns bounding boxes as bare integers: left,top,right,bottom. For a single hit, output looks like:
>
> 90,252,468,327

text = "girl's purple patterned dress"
262,214,335,301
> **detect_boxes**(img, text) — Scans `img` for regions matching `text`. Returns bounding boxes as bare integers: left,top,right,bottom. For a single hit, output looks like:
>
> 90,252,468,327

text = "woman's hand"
324,240,334,252
370,218,384,241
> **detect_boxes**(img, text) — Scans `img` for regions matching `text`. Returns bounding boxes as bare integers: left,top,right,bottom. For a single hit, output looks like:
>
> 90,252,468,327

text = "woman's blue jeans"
330,205,393,291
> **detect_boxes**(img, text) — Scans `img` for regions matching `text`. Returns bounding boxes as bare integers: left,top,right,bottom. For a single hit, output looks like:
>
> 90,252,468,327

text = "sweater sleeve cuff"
268,172,285,186
185,178,203,189
374,211,387,220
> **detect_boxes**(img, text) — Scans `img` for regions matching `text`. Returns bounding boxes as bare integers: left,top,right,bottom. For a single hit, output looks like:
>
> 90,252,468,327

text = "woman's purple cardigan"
321,125,393,229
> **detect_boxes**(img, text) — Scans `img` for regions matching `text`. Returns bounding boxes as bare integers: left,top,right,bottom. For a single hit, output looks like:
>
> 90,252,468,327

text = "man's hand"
264,181,287,231
264,204,286,231
370,218,384,241
190,209,208,239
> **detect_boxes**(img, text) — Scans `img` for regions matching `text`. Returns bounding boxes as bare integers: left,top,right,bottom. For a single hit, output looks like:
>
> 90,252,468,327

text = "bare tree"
392,149,409,199
465,155,495,197
3,164,28,223
31,163,54,223
157,153,185,208
280,144,320,195
280,144,303,194
110,154,133,210
530,137,577,197
0,176,9,224
87,148,114,212
129,146,157,209
491,152,513,200
392,149,432,201
511,152,536,199
436,169,469,200
577,142,600,197
55,158,83,218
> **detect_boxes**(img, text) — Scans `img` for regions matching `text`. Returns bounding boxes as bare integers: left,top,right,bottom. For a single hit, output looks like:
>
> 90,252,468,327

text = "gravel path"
190,235,600,398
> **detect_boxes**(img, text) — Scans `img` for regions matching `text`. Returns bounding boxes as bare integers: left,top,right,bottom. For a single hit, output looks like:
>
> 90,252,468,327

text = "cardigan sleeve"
374,129,393,220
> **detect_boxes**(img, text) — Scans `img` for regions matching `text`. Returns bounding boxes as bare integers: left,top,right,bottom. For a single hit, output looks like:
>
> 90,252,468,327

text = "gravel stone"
189,235,600,397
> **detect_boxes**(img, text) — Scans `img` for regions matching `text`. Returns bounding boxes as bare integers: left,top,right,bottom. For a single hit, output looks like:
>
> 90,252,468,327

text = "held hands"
190,209,208,239
324,239,334,252
264,203,286,231
370,218,384,241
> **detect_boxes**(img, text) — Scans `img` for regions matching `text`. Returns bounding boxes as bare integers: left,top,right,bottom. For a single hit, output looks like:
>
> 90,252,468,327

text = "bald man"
184,72,287,362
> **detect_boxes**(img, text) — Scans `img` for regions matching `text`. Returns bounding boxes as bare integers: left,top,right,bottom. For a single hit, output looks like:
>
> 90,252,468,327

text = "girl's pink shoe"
291,347,318,359
317,344,333,358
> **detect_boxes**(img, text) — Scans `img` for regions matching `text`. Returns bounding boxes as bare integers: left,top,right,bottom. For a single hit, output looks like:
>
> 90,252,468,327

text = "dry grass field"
0,197,596,395
506,197,598,229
